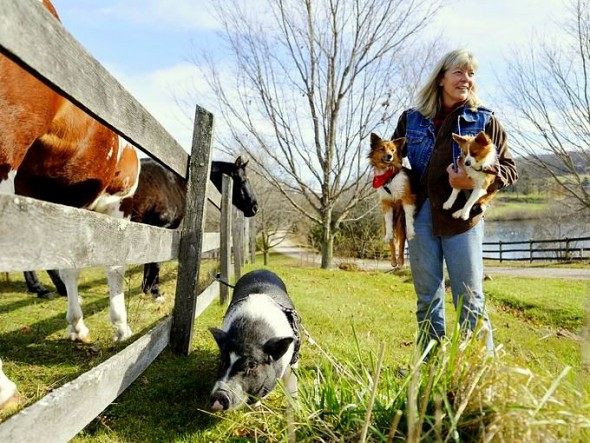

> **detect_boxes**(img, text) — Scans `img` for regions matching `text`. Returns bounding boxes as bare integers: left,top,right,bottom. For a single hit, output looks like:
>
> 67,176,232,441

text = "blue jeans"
407,200,494,353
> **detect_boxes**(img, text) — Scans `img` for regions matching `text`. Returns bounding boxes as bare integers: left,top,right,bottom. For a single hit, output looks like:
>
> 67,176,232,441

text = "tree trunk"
320,213,333,268
263,250,269,266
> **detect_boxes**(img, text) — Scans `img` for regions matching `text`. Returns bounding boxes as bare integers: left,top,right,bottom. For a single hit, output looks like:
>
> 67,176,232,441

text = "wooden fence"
483,236,590,262
0,1,247,440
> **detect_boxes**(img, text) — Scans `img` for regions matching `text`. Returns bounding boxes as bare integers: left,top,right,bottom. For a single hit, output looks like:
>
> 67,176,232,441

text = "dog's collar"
372,168,398,189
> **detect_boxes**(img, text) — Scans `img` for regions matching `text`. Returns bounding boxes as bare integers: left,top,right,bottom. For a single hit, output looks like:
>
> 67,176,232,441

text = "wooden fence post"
529,239,533,263
499,240,503,263
232,207,244,281
249,217,257,264
243,217,250,264
219,174,233,305
170,105,214,356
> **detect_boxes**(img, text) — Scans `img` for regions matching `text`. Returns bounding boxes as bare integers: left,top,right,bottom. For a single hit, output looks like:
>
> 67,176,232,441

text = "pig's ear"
209,327,227,349
263,336,294,361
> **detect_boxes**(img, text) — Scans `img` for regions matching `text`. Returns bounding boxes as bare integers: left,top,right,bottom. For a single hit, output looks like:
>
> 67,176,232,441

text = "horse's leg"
0,359,19,410
24,270,54,299
47,269,67,296
141,263,152,295
61,268,90,342
105,265,132,342
142,262,164,302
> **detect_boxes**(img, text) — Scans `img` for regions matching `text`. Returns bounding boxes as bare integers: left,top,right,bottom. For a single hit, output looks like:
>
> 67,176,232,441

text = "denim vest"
405,106,493,177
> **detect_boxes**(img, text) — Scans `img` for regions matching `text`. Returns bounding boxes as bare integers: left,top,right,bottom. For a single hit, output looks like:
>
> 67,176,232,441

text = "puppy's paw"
442,200,453,210
384,233,393,243
452,209,463,219
406,226,415,240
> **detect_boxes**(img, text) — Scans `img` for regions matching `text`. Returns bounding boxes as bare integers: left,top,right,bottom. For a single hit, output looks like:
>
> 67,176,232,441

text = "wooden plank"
219,175,233,304
0,318,172,443
207,184,222,210
0,194,177,271
195,281,221,318
170,106,215,355
0,194,220,271
0,0,187,175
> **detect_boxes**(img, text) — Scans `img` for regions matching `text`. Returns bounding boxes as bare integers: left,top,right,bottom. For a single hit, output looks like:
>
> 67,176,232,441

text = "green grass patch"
484,277,587,331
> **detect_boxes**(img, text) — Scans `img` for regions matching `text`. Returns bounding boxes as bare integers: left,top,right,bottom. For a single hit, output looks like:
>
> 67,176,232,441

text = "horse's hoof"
0,391,20,411
114,325,132,342
67,326,91,343
67,333,92,344
37,290,55,300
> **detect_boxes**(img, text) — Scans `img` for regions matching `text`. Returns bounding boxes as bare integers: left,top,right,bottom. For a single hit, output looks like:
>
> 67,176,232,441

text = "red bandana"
372,168,397,188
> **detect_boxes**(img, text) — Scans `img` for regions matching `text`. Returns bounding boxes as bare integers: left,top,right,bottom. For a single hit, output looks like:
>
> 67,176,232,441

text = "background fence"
483,236,590,262
0,1,247,440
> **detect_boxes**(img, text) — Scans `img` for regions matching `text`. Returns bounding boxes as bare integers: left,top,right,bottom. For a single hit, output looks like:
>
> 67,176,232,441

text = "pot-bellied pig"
209,269,301,411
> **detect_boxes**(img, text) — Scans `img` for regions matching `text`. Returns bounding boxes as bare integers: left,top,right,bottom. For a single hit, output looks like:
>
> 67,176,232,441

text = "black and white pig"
209,269,301,411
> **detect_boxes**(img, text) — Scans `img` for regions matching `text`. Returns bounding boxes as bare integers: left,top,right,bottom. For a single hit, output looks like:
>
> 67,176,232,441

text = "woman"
392,49,518,354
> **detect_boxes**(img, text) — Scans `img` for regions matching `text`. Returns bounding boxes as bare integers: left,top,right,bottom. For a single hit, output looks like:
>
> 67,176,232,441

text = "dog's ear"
452,133,468,144
392,137,406,148
370,133,381,147
474,131,491,146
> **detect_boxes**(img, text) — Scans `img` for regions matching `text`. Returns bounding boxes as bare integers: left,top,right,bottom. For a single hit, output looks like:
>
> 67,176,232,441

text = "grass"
1,253,589,441
484,277,587,331
486,194,551,221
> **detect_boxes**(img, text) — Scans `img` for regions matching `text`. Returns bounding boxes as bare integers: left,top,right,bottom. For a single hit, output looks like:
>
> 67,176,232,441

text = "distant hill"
516,151,589,178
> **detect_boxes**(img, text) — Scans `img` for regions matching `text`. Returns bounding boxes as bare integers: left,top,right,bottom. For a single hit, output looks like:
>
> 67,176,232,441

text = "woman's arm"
487,115,519,189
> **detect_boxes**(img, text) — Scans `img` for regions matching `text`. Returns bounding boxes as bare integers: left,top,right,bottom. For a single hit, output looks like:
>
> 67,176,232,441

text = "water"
483,212,590,261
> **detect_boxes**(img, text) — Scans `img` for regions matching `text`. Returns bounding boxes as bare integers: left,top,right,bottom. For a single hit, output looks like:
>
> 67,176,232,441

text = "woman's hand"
447,160,474,190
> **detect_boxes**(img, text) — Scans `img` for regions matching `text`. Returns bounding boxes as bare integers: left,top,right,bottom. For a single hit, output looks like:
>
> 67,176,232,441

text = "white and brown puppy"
209,270,300,411
443,131,498,220
368,133,416,267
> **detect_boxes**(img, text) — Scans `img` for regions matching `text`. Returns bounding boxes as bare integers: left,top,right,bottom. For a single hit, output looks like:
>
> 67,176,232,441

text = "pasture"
2,254,587,441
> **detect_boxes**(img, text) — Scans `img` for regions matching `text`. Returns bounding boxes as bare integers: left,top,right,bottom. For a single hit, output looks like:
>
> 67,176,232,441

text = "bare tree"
196,0,440,268
501,0,590,210
250,175,298,265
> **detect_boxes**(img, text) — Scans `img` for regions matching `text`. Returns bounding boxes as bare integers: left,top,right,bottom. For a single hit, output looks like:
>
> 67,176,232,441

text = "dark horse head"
210,157,258,217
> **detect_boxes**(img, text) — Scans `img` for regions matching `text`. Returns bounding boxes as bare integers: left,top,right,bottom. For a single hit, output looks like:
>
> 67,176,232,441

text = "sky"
48,0,571,154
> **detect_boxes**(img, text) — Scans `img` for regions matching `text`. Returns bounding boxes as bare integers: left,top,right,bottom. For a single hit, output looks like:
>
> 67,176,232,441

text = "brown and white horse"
0,0,140,409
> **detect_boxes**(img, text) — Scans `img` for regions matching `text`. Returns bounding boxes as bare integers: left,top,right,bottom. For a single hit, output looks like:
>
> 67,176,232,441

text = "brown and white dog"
368,133,416,268
443,131,498,220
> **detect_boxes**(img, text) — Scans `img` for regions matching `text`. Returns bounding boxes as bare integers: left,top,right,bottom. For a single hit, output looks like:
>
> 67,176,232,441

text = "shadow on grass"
80,347,224,441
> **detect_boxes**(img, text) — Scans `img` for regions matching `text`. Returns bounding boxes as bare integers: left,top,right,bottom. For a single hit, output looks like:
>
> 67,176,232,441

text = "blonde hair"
415,49,482,119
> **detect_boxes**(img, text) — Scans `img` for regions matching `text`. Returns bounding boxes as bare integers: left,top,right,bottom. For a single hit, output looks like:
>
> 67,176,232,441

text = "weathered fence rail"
483,236,590,262
0,0,245,440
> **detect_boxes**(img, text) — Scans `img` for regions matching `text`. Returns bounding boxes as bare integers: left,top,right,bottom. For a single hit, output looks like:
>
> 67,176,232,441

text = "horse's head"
230,157,258,217
210,157,258,217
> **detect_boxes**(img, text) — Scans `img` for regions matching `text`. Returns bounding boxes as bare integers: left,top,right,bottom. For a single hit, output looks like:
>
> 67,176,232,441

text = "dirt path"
273,238,590,280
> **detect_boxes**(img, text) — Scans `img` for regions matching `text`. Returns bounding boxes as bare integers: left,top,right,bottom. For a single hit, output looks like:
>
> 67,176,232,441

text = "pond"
483,211,590,261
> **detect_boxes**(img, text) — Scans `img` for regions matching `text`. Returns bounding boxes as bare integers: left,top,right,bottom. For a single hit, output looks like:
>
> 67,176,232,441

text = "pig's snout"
211,390,231,411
